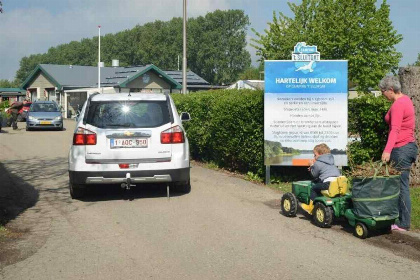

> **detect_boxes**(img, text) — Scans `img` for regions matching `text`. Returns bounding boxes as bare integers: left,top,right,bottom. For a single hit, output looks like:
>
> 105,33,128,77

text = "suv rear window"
86,101,170,128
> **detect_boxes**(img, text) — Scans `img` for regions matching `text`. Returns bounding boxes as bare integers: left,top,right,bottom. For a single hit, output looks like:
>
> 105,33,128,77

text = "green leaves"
14,10,251,86
172,89,265,177
348,95,391,164
252,0,402,92
414,53,420,66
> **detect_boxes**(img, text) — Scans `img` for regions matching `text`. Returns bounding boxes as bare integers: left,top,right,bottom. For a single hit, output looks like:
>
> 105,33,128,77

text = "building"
0,88,26,103
348,87,381,99
227,80,264,90
21,63,217,118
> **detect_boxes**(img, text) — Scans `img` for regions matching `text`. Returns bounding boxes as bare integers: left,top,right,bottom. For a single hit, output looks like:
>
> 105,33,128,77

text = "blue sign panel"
265,61,348,94
264,59,348,167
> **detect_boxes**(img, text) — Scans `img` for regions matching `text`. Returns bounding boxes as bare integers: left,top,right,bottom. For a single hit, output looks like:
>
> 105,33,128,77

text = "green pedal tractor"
280,176,398,239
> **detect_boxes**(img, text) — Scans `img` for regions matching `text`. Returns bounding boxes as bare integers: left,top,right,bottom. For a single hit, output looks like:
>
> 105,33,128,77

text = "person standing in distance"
8,99,28,130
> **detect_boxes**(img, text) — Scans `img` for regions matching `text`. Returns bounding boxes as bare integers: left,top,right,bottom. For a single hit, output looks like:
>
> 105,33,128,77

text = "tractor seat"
321,176,349,198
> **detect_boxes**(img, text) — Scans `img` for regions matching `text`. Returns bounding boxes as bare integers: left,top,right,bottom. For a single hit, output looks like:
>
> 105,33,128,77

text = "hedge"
172,89,264,176
172,90,391,179
347,94,391,165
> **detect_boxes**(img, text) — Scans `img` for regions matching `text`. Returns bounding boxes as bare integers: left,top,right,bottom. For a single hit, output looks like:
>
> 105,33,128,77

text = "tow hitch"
121,173,135,190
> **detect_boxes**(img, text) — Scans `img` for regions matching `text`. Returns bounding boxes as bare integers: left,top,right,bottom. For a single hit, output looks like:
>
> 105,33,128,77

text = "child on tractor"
301,143,341,214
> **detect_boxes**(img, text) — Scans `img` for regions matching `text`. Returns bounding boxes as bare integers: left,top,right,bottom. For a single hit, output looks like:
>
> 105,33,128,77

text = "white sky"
0,0,418,81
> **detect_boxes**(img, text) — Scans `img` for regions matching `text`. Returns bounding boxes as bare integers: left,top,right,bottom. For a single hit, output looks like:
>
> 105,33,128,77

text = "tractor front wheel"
354,222,368,239
313,202,333,228
280,193,298,217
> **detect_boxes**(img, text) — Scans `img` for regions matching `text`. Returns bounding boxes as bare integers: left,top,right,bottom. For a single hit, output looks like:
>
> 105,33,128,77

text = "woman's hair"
314,143,331,155
378,76,401,93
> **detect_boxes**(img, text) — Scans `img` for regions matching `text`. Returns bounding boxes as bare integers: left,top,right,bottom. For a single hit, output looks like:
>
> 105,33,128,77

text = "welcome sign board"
264,42,348,166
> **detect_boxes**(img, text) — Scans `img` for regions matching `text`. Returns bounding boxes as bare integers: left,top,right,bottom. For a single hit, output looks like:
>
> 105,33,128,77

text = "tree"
14,10,251,86
0,79,19,88
238,63,264,80
188,10,251,85
252,0,402,92
414,53,420,66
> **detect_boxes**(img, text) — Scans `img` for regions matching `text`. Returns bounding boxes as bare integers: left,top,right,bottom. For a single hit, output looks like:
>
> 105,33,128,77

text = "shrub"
172,89,264,176
0,100,9,123
348,94,391,164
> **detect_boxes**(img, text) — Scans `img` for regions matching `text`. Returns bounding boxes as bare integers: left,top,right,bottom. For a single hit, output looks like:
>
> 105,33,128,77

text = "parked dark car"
26,101,63,131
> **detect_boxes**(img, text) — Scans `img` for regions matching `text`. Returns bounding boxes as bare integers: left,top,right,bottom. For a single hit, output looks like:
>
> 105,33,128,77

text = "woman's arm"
383,102,404,160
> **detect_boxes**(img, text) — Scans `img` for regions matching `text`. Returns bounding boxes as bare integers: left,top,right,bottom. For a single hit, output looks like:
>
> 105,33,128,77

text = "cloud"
0,0,231,80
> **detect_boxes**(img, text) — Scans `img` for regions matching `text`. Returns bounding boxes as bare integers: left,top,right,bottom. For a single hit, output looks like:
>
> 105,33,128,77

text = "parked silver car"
26,101,63,131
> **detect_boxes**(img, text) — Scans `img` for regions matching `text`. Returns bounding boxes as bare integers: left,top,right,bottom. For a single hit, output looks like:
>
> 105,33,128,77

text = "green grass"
410,187,420,230
0,225,7,239
203,161,219,170
268,182,292,193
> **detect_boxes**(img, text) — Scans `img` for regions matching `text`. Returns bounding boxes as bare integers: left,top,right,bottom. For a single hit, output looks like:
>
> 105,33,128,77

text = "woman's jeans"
390,142,418,229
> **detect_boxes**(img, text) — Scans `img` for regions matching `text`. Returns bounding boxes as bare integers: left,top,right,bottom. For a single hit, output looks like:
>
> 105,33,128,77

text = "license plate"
40,121,52,125
110,138,148,149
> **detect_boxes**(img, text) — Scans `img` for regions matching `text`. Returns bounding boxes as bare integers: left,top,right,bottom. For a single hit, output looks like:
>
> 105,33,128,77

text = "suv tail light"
73,127,97,145
161,125,185,144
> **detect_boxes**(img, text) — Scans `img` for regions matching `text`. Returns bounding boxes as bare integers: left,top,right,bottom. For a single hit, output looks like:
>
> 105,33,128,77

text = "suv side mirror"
180,112,191,122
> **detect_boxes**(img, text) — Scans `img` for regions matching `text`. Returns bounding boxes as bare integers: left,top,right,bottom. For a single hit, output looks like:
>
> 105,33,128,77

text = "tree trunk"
399,67,420,186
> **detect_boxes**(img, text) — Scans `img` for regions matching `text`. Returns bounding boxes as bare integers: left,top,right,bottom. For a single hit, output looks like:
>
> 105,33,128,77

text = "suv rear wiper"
105,123,132,127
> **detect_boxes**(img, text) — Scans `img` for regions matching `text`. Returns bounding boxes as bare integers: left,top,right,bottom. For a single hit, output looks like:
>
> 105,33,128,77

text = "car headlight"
28,116,37,121
54,116,62,121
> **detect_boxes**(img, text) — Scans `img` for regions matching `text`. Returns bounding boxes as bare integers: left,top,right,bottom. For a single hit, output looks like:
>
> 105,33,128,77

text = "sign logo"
124,131,134,137
143,73,150,84
292,42,320,74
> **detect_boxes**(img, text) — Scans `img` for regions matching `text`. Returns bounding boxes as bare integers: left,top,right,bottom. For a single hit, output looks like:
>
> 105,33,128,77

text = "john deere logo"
124,131,134,136
292,42,320,74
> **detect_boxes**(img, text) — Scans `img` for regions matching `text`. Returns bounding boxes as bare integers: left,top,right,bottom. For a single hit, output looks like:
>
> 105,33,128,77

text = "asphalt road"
0,120,420,280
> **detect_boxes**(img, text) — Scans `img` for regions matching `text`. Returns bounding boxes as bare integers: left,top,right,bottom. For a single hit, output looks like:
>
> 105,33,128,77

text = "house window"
30,91,37,101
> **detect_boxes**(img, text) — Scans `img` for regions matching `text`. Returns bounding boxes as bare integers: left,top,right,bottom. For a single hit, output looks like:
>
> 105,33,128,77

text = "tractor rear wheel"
313,202,333,228
280,192,298,217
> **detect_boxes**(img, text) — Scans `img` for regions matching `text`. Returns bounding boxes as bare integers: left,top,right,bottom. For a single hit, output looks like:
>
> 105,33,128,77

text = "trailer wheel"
280,193,298,217
354,222,368,239
313,203,333,228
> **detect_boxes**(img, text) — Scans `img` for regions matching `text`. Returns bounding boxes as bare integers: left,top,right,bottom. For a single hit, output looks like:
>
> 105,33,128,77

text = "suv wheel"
171,180,191,193
69,183,86,199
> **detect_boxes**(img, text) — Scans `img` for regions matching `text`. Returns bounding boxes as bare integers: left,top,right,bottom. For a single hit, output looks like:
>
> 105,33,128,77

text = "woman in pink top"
379,76,418,231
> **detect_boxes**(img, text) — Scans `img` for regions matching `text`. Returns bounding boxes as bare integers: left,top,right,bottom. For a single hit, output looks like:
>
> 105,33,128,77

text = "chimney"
112,59,120,67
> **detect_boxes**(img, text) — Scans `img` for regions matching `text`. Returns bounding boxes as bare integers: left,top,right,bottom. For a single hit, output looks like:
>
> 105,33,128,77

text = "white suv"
68,92,190,198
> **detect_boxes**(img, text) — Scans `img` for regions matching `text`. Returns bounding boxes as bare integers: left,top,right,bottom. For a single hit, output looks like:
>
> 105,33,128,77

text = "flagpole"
98,25,101,90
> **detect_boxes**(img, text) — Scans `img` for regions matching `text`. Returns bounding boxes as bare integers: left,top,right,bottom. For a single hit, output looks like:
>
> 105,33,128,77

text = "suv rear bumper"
69,168,190,185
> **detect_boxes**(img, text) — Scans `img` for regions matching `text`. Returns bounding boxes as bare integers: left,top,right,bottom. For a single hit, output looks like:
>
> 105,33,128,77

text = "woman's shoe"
391,224,407,231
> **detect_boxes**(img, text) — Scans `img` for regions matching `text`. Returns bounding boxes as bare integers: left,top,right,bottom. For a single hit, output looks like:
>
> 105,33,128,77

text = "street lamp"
182,0,187,94
98,25,101,90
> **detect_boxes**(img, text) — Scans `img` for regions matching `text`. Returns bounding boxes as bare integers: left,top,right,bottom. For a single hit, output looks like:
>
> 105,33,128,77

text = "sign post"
264,42,348,181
